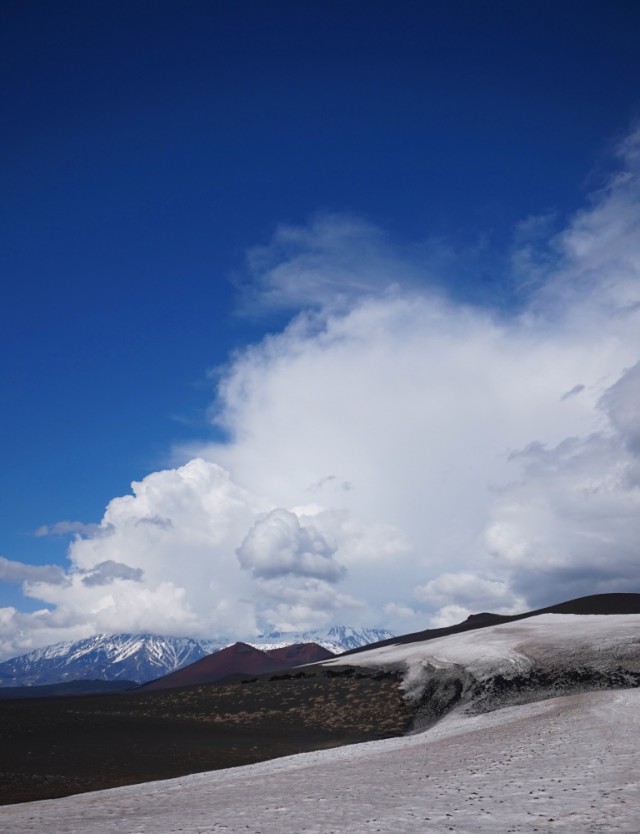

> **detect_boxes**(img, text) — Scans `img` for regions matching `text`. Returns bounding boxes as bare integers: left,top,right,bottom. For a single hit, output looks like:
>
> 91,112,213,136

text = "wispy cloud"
34,521,106,538
237,212,432,315
0,556,66,586
560,384,586,401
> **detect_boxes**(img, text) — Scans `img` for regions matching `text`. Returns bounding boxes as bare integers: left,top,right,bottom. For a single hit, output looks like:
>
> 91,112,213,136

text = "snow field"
324,614,640,689
2,688,639,833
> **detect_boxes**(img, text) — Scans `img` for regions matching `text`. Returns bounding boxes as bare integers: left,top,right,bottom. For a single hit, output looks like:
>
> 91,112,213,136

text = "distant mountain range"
0,634,214,688
0,626,393,688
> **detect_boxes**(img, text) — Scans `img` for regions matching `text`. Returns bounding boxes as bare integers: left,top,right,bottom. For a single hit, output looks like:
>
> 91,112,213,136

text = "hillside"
4,688,638,832
2,593,640,809
141,641,334,690
324,608,640,726
343,592,640,655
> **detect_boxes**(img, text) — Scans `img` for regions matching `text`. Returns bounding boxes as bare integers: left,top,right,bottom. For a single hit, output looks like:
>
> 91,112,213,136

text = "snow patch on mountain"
249,626,394,654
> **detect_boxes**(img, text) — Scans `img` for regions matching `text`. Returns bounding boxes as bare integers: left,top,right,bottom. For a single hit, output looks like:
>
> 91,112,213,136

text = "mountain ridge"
0,626,392,687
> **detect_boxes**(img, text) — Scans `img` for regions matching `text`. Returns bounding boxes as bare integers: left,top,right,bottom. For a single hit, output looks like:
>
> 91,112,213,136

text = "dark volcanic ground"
0,667,414,805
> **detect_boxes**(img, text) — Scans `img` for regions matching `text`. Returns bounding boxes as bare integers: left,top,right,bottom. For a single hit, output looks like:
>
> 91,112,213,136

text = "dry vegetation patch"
0,667,415,805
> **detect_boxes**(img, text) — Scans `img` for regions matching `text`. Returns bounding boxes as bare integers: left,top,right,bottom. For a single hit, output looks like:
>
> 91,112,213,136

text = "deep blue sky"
2,0,639,589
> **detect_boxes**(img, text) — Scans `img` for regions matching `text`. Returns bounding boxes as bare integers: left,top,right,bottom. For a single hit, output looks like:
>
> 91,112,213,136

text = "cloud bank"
2,129,640,659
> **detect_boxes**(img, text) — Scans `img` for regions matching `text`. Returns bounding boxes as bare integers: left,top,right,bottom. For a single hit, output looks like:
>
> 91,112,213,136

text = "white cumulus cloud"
236,508,345,582
2,127,640,659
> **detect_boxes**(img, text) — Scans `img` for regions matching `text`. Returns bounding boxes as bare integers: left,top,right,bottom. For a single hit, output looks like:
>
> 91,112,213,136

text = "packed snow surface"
2,688,639,833
325,613,640,684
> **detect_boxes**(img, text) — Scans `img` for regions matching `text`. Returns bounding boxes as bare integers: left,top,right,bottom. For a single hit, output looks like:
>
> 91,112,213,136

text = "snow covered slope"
4,688,639,832
325,613,640,675
324,613,640,720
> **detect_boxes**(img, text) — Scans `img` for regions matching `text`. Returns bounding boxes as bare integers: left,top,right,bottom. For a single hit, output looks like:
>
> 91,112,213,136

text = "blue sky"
2,1,640,656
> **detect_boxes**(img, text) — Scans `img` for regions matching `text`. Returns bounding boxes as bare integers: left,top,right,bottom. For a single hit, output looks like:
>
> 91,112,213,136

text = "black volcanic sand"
0,667,414,805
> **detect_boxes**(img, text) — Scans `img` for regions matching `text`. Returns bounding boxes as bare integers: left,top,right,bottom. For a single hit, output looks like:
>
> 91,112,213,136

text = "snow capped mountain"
249,626,394,654
0,626,390,688
0,634,222,687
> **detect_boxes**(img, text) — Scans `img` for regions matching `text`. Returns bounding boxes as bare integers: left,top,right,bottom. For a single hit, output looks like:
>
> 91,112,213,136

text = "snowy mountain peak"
250,626,394,654
0,633,210,687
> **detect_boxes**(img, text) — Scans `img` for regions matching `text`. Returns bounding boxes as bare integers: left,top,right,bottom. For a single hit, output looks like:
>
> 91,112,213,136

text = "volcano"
141,641,334,690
